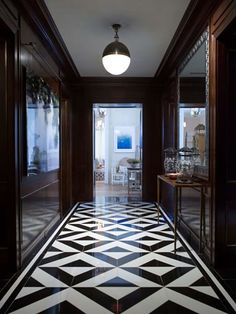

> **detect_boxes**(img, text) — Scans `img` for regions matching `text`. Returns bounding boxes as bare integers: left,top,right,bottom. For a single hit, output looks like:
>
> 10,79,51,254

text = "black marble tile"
39,301,86,314
117,252,150,266
85,252,117,266
155,252,196,266
7,288,67,313
225,279,236,292
161,267,195,286
72,268,113,286
122,267,163,285
118,287,161,312
1,201,235,314
120,240,152,251
99,276,137,287
39,252,79,266
39,267,74,286
169,287,227,312
149,300,196,314
74,287,117,313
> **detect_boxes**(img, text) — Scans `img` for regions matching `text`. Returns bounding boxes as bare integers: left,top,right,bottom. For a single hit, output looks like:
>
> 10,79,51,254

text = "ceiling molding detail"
155,0,222,82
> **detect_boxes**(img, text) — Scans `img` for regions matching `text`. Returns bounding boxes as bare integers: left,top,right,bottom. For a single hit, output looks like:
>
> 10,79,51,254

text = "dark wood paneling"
12,0,79,81
179,77,206,103
19,17,62,264
72,78,162,202
0,0,74,285
211,0,236,36
0,0,18,32
211,5,236,266
0,8,20,275
0,37,8,180
61,97,73,213
157,1,226,266
21,181,60,260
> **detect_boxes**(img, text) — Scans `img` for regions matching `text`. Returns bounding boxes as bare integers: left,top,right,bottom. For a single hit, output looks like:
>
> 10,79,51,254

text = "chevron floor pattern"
3,202,235,313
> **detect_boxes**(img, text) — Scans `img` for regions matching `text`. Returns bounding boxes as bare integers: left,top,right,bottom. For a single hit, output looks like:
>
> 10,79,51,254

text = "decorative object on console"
176,146,194,183
164,147,177,176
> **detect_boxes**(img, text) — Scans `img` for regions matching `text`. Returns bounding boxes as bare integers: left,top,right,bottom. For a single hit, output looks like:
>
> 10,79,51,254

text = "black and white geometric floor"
2,202,236,313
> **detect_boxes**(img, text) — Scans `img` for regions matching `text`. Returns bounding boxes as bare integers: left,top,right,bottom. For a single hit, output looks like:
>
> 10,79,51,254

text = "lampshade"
102,24,130,75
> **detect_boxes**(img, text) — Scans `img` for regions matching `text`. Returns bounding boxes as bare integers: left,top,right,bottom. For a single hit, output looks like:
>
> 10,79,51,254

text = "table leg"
200,186,205,252
157,177,160,224
174,187,178,253
179,187,182,213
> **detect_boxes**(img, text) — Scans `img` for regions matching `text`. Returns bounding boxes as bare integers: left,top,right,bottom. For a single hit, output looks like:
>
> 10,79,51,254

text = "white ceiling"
44,0,191,77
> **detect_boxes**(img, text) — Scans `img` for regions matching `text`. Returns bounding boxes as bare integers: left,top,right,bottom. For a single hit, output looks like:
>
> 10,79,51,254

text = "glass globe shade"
102,53,130,75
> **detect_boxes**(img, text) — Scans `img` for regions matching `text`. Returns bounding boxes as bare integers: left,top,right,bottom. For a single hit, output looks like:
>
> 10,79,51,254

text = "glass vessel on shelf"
177,146,194,183
164,147,177,178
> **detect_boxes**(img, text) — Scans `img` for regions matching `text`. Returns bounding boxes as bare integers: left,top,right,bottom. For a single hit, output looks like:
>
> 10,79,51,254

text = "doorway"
93,103,143,200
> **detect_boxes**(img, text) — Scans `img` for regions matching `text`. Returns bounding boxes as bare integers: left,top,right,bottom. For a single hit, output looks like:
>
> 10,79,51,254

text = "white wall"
108,108,141,168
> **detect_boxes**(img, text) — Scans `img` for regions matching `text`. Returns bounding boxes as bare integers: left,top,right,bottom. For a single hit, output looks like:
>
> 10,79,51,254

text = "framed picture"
114,126,135,152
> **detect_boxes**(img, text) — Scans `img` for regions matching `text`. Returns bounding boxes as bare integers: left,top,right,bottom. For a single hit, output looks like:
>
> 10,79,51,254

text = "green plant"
127,158,140,164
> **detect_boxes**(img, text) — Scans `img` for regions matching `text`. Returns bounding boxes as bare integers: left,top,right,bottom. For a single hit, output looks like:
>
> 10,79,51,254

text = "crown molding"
13,0,80,81
154,0,222,81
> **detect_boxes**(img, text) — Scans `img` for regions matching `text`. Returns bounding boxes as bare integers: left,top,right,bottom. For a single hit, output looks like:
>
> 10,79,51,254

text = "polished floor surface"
95,182,141,198
1,202,236,313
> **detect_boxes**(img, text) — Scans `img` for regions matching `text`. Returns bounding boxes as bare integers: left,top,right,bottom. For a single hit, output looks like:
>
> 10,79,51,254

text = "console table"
157,175,207,253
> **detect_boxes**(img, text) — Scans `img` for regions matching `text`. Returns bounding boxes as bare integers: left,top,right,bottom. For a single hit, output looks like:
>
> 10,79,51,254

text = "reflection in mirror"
178,28,209,178
179,107,206,165
25,68,60,176
177,29,210,251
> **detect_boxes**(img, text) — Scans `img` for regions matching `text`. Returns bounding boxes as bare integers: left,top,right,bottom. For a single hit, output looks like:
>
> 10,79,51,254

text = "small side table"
128,168,142,193
157,175,207,253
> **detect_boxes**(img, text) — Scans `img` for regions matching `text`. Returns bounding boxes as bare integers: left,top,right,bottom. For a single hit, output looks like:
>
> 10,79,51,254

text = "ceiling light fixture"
102,24,130,75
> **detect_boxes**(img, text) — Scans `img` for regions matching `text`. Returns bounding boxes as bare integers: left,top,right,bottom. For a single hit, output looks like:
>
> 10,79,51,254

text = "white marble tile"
51,240,79,253
122,288,168,314
190,286,219,298
140,266,175,276
102,251,134,259
9,289,70,314
97,287,138,300
31,268,68,287
59,266,95,277
15,287,45,299
121,252,193,268
116,268,161,287
166,267,203,287
165,288,227,313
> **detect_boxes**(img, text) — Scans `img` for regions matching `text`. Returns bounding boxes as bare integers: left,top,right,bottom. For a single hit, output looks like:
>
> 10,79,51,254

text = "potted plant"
127,158,140,168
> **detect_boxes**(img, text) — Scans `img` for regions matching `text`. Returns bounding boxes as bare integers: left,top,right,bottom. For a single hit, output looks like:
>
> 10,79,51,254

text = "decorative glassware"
164,147,177,176
177,146,194,183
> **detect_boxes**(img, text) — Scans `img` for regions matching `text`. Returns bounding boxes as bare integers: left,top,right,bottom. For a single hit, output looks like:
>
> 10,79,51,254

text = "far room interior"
93,103,142,199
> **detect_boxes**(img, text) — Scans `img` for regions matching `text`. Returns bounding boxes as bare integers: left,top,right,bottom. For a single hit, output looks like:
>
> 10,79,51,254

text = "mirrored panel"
178,29,209,178
26,69,60,176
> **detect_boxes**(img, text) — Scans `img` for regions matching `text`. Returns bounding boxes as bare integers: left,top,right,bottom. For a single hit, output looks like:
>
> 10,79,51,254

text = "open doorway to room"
93,103,143,200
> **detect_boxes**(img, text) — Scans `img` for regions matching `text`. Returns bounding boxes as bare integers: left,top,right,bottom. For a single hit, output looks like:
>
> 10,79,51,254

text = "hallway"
1,201,235,313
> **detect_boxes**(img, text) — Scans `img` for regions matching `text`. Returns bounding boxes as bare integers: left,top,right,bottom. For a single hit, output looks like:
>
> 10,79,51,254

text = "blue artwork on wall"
117,134,132,149
114,126,135,152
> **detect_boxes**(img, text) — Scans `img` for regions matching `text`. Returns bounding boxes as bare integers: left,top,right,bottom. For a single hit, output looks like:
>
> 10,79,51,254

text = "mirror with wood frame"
178,28,209,179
